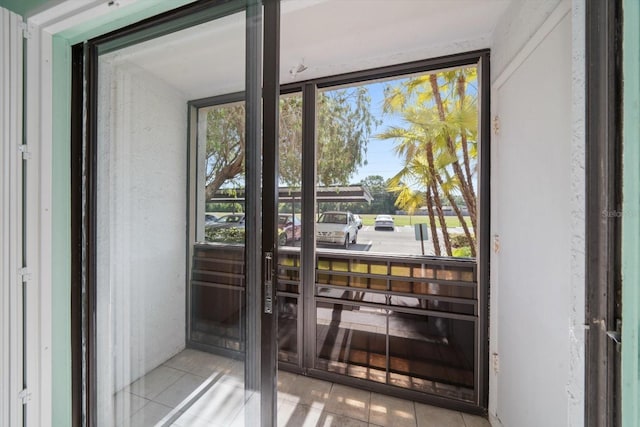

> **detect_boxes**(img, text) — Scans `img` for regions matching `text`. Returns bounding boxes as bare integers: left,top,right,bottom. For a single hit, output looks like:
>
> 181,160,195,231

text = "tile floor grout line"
151,369,187,401
366,389,372,425
156,370,228,427
128,398,174,426
160,362,213,380
126,394,152,419
460,411,468,427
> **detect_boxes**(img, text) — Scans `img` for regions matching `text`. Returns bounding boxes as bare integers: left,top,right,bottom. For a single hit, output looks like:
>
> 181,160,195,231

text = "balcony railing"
189,243,479,404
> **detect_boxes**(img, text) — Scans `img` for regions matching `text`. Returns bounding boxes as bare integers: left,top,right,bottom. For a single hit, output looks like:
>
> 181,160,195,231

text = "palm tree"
379,67,478,257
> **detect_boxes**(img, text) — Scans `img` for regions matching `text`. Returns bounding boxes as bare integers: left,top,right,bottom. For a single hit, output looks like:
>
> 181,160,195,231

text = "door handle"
264,251,273,314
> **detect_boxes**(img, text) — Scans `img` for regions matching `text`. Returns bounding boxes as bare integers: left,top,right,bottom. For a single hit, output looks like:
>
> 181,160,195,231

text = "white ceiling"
105,0,511,99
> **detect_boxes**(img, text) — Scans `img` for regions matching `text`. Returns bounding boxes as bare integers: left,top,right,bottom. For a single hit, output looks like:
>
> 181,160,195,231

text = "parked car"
278,214,301,245
316,211,359,248
352,214,363,229
207,214,245,229
205,213,219,226
374,214,395,230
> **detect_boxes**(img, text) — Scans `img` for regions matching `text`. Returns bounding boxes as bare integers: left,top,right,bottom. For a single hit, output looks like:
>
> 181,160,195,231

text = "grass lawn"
358,214,470,228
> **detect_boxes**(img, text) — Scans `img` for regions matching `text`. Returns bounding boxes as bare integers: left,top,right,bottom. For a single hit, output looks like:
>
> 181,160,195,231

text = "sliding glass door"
73,1,280,425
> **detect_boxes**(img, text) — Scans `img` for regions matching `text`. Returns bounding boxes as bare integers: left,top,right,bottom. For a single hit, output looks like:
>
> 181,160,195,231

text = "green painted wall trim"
622,0,640,426
0,0,193,22
0,0,61,17
51,34,71,427
49,0,197,423
60,0,196,45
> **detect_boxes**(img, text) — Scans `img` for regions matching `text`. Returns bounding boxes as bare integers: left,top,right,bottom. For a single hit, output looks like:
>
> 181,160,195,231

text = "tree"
360,175,396,214
390,177,445,256
378,67,478,257
204,88,379,200
315,87,380,186
277,95,305,218
204,104,245,202
278,95,303,187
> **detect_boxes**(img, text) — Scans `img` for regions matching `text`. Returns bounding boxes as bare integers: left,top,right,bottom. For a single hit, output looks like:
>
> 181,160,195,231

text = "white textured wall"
489,0,584,426
491,0,562,78
96,57,188,418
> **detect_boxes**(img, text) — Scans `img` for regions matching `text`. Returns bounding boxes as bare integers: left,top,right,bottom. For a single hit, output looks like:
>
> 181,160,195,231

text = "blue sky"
347,71,479,187
349,79,406,184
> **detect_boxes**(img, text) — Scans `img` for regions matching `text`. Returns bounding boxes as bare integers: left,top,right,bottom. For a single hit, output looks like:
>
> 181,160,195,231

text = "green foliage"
205,88,380,199
377,67,479,257
316,87,381,186
205,202,243,213
452,246,472,258
450,234,471,248
357,175,397,214
205,227,245,244
204,104,246,200
278,95,304,186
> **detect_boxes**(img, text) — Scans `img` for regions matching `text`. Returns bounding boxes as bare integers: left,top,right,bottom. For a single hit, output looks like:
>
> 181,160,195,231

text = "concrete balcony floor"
116,348,489,427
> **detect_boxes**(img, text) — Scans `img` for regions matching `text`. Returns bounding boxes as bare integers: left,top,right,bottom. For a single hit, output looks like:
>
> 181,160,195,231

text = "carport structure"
209,185,373,204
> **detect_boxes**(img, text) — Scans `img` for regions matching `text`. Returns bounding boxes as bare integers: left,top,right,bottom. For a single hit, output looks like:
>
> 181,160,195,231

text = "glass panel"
95,9,267,426
277,250,300,364
389,295,475,316
316,66,479,258
311,65,480,405
278,296,298,364
191,245,245,351
193,99,248,355
276,250,300,293
317,287,387,305
315,302,387,384
313,246,478,400
199,101,247,244
388,312,475,402
278,92,303,248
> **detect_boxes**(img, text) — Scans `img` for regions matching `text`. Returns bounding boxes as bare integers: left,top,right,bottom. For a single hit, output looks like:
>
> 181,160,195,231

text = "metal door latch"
606,330,621,344
18,388,31,404
606,318,622,351
264,251,273,314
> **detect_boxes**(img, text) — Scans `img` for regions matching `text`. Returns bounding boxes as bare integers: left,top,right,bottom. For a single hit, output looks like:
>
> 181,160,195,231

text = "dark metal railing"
189,243,480,406
276,247,478,404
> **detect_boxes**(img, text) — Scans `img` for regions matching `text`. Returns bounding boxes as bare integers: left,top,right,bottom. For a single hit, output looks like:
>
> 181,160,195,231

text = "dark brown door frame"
188,50,491,414
70,0,281,425
585,1,623,426
72,16,491,424
291,50,491,414
261,1,280,425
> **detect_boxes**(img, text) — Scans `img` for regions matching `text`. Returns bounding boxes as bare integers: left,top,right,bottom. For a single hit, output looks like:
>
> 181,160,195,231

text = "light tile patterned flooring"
119,348,489,427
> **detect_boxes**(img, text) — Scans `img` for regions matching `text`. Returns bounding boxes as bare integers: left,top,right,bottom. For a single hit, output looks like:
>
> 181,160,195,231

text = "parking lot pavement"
295,226,458,256
357,226,435,255
361,225,421,233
